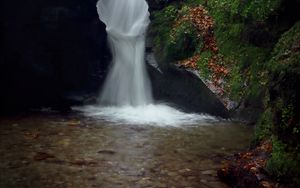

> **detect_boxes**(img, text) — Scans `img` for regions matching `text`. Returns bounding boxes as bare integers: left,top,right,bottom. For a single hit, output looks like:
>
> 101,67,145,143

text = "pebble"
201,170,215,175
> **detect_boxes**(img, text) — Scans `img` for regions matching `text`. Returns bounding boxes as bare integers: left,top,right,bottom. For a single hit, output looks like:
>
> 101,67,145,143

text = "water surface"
0,112,252,188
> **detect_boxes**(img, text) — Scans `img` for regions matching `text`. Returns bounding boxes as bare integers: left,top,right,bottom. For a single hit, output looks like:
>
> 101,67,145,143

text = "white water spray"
96,0,152,106
73,0,218,126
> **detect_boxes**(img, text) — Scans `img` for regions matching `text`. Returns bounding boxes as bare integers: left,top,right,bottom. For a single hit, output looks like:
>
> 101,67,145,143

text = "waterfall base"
73,104,218,126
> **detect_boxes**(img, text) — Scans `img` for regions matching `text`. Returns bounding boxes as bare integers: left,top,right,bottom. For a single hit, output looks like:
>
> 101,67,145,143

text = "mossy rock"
262,21,300,187
268,21,300,73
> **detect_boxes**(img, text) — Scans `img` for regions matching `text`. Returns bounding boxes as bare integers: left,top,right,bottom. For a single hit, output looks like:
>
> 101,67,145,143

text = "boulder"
148,64,230,118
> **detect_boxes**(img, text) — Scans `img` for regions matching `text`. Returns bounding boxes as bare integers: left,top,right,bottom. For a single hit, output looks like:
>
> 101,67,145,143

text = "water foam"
74,105,217,127
91,0,218,126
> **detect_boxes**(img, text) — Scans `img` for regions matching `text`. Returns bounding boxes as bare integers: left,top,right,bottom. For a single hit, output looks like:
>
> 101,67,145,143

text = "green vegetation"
268,21,300,73
151,0,276,100
168,21,199,61
151,0,300,186
197,51,212,79
151,5,200,64
263,22,300,186
252,108,272,145
267,138,300,184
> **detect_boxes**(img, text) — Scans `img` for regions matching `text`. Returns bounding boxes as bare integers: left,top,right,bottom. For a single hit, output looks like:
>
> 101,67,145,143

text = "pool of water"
0,111,253,188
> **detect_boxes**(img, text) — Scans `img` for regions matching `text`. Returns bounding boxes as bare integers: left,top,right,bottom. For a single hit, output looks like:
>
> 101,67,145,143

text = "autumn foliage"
174,6,229,90
218,141,275,188
178,55,200,70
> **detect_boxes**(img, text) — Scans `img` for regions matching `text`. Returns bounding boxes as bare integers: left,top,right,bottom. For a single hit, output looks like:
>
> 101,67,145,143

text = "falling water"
73,0,218,126
96,0,153,106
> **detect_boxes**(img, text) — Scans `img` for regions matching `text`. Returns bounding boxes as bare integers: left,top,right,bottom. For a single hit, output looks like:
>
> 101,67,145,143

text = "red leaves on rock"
218,141,275,188
175,6,228,91
174,6,218,53
177,55,200,70
208,56,229,75
177,6,214,37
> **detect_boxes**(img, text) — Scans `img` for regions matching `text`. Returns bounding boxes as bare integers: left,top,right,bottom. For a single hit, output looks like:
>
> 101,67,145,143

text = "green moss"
252,108,272,145
167,21,199,62
268,21,300,73
151,5,178,64
200,0,282,100
197,51,212,79
267,138,300,185
207,0,281,22
261,21,300,186
280,104,294,131
185,0,207,6
267,22,300,146
151,0,275,100
228,66,244,100
222,38,268,100
211,4,270,100
151,5,202,63
242,0,281,21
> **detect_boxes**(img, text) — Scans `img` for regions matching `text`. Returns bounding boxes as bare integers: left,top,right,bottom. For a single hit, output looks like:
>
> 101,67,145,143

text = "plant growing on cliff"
171,5,229,91
261,21,300,186
267,138,300,185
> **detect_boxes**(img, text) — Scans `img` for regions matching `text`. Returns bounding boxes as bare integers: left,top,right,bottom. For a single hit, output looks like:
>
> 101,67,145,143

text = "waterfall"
73,0,217,126
96,0,153,106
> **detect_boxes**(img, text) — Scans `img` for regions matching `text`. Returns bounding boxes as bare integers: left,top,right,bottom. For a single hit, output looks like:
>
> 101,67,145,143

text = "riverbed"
0,111,252,188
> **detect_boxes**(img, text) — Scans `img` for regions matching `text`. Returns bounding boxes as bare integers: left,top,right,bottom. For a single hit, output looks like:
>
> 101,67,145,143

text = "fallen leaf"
23,132,39,140
34,152,55,161
261,180,275,188
68,120,81,126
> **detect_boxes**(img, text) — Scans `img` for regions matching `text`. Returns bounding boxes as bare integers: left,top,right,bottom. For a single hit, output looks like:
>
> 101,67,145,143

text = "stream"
0,111,253,188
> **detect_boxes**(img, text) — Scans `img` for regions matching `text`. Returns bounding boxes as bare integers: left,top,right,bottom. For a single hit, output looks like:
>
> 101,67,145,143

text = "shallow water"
0,111,253,188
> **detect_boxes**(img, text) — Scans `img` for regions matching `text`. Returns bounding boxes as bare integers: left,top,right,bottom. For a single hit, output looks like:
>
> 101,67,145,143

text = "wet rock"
70,159,98,167
97,150,116,155
217,141,275,188
201,170,215,175
167,172,177,177
200,179,208,183
153,182,168,188
147,0,178,11
148,64,230,118
21,160,30,165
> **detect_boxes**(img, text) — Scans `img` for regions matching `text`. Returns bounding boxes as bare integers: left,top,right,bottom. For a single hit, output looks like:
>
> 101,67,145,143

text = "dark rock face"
231,95,265,124
148,65,230,118
146,0,173,11
0,0,110,112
